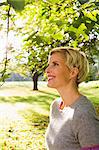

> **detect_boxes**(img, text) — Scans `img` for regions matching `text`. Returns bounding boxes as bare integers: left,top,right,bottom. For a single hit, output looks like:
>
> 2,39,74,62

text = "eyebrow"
52,61,59,63
48,60,60,65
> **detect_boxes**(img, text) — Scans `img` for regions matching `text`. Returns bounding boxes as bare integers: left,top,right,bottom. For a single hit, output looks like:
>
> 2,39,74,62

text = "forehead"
48,52,65,62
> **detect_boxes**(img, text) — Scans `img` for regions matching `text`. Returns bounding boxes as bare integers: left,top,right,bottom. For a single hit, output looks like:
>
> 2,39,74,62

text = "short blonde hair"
50,47,89,85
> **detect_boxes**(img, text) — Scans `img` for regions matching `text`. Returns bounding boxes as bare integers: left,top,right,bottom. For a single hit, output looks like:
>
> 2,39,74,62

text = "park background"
0,0,99,149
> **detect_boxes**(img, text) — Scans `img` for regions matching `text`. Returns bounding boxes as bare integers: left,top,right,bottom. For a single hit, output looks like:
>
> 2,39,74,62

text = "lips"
47,75,55,81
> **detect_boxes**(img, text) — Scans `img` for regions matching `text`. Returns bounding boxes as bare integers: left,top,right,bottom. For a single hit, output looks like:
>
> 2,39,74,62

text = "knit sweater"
45,95,99,150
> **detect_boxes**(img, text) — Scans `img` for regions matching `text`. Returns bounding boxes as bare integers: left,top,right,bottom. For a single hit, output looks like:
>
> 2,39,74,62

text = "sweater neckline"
58,95,85,111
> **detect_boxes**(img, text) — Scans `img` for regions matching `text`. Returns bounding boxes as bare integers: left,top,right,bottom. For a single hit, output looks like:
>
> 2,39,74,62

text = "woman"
45,47,99,150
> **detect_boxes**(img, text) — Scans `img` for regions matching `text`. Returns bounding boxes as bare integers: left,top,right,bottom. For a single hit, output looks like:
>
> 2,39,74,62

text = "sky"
0,30,22,63
0,0,6,2
0,31,6,62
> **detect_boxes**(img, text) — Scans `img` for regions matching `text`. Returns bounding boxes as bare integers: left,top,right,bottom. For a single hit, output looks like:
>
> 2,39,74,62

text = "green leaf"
70,40,78,48
53,31,64,40
76,23,89,41
69,25,77,33
84,11,98,22
47,0,60,4
0,0,7,6
78,23,87,33
7,0,25,11
78,0,89,5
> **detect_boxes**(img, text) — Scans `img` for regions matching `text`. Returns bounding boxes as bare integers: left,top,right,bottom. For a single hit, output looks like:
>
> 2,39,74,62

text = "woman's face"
46,52,72,89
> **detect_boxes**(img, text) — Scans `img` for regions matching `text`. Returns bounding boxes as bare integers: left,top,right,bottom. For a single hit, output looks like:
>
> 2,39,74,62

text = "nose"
45,66,48,74
45,65,50,74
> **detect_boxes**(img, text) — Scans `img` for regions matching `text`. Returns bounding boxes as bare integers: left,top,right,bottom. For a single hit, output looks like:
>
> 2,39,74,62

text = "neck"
57,84,81,107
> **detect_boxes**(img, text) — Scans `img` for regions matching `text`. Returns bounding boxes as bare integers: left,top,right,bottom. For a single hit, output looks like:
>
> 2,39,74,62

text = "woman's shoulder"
72,95,99,125
73,95,95,115
72,96,99,147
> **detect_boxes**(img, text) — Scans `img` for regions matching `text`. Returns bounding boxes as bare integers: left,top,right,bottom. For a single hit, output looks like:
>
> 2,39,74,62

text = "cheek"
58,69,70,80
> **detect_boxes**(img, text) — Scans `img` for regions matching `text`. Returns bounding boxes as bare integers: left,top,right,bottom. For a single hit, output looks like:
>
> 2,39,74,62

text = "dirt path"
0,103,32,149
0,103,24,126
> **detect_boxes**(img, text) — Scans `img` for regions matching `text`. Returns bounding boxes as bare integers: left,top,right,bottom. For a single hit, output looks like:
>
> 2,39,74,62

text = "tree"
0,0,25,85
0,0,99,89
16,0,98,89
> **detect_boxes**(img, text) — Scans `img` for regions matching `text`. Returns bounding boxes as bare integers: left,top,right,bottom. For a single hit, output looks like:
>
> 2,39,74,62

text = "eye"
53,62,59,66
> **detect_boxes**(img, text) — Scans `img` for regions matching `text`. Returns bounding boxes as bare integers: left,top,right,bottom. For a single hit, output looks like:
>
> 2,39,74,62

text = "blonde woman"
45,47,99,150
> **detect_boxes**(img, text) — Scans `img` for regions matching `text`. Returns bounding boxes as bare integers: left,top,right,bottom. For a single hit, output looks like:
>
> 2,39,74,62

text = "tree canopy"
0,0,99,83
20,0,99,76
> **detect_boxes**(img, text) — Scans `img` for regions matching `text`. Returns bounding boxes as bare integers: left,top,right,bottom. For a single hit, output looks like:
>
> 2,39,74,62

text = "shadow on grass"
81,92,99,105
0,91,59,111
19,109,49,131
38,90,58,97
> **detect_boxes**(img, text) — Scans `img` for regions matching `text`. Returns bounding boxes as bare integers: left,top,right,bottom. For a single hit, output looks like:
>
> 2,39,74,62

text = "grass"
0,81,99,150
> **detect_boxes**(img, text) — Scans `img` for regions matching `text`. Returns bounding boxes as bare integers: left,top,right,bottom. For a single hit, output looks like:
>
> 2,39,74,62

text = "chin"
47,82,56,88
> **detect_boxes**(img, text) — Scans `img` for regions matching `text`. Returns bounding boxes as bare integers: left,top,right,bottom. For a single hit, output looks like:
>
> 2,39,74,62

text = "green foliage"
0,0,7,6
20,0,98,79
0,0,25,83
21,0,99,52
7,0,25,11
0,0,99,82
78,0,89,5
0,0,25,11
0,72,10,82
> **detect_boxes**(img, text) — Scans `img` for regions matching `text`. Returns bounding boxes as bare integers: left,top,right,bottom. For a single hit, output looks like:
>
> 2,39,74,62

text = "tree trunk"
32,71,38,90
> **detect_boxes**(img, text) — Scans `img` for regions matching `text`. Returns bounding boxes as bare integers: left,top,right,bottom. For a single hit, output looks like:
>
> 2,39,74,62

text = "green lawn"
0,81,99,150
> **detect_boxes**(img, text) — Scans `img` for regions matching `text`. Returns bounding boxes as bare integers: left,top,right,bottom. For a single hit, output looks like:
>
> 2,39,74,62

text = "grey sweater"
45,95,99,150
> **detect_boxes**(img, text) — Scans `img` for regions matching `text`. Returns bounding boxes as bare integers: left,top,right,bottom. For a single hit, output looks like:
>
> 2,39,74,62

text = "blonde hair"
50,47,89,85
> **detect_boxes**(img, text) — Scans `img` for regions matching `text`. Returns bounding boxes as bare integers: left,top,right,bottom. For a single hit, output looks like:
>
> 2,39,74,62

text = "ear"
70,67,79,79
